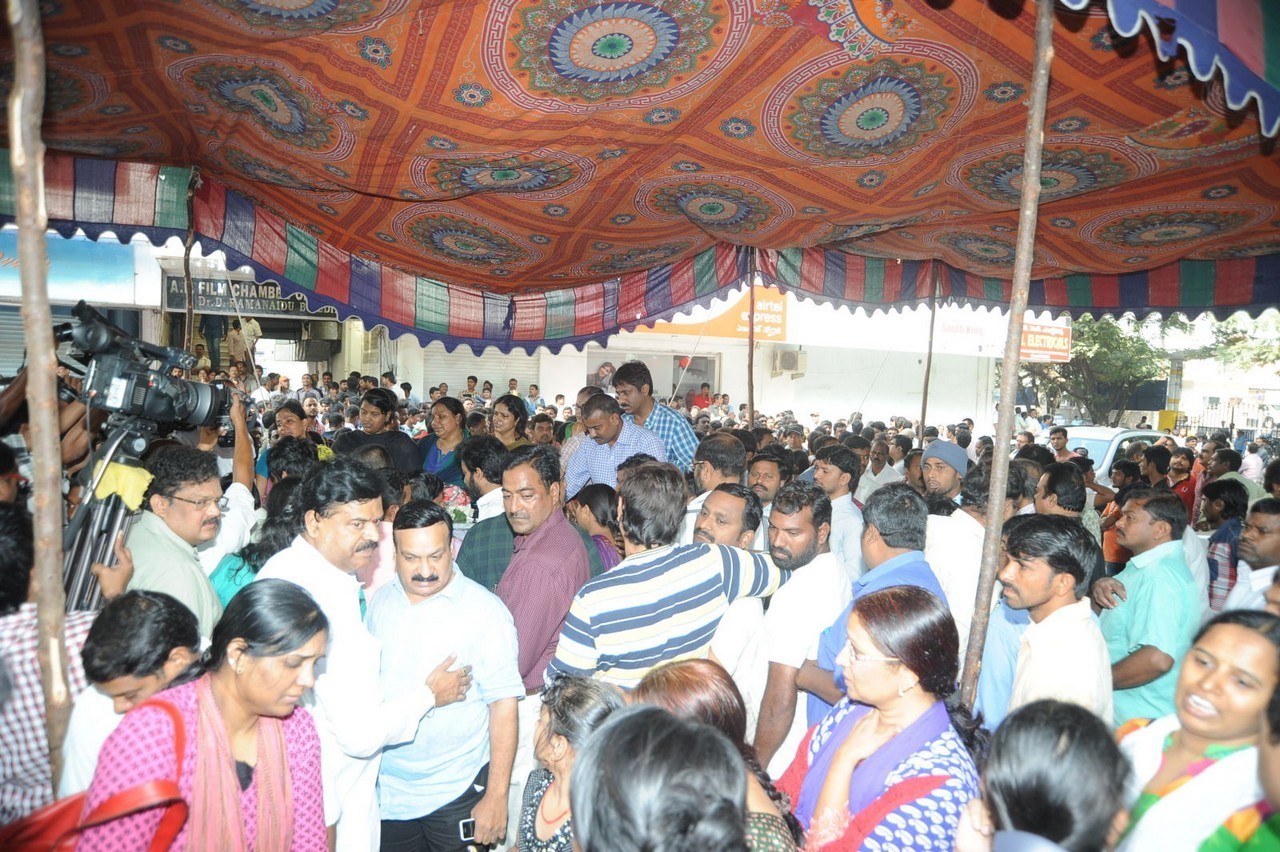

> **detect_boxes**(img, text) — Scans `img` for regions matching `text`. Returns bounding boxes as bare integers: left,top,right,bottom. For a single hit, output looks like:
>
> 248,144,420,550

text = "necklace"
538,779,570,825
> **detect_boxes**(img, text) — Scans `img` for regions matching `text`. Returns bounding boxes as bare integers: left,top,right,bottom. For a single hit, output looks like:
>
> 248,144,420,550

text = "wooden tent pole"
747,249,757,427
918,264,940,448
8,0,72,785
959,0,1056,708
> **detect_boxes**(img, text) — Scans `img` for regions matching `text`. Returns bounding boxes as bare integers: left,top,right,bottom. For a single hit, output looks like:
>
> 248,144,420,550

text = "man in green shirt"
1096,489,1200,726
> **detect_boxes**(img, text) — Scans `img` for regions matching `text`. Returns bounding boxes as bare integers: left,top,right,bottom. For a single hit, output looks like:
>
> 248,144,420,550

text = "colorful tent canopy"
1,0,1278,351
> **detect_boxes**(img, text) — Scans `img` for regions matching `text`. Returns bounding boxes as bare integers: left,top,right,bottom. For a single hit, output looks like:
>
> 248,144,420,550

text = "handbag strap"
73,698,189,852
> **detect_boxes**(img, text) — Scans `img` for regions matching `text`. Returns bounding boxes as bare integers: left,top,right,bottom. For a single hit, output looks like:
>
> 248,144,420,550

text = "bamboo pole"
747,250,757,427
7,0,72,785
959,0,1056,708
917,264,940,448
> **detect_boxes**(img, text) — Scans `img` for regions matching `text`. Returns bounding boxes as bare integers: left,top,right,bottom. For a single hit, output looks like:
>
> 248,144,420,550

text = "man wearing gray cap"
921,440,969,503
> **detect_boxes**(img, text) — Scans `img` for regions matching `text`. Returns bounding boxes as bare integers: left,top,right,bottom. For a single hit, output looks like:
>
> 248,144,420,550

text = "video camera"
57,300,232,430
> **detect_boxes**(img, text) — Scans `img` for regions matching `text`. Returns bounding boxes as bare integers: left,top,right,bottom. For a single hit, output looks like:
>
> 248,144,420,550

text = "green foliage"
1018,315,1168,426
1210,315,1280,370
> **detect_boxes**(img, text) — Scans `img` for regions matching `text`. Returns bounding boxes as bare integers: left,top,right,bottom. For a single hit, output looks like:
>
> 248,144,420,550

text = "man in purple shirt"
492,443,593,840
797,482,949,725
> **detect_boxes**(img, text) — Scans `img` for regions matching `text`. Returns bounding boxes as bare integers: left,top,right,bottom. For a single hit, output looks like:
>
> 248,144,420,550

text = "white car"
1037,426,1168,487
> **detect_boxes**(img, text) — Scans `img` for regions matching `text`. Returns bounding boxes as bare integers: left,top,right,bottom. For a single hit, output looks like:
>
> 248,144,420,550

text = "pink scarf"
188,675,294,851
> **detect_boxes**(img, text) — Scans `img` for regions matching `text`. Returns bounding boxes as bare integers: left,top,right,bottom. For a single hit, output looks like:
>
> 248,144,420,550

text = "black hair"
1193,610,1280,745
274,399,307,422
1123,488,1189,540
748,444,792,480
1109,458,1141,484
1214,448,1244,472
1202,478,1249,522
82,591,200,683
1142,445,1172,476
0,503,33,616
1008,459,1040,503
233,478,304,577
404,471,446,503
727,429,757,456
143,446,220,507
711,483,763,540
862,482,927,550
295,457,386,520
985,700,1130,851
1040,462,1087,513
617,453,658,476
393,497,454,538
1014,443,1055,467
1171,446,1196,464
494,394,530,437
571,704,747,852
612,361,654,396
960,462,1022,512
266,435,320,482
572,484,620,536
816,443,861,483
501,443,561,492
694,432,746,478
581,392,622,420
538,673,626,752
618,463,686,548
1004,514,1100,587
852,586,988,757
892,434,914,456
361,388,397,414
179,579,328,684
459,435,509,484
1253,497,1280,517
349,443,394,471
770,480,832,530
380,370,396,383
430,395,467,423
1048,426,1067,438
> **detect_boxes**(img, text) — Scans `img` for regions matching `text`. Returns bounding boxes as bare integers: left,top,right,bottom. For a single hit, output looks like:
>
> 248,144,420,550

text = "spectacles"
167,494,229,512
841,639,900,665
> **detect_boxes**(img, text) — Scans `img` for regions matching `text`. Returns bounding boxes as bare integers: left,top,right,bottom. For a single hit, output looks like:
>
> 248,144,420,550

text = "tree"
1018,315,1168,426
1209,315,1280,372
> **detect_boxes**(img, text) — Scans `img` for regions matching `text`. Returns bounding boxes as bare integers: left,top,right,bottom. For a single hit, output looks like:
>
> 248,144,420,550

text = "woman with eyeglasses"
777,586,986,850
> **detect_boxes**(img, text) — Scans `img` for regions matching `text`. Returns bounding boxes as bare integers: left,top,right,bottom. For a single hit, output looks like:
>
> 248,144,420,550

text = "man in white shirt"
921,440,969,503
1224,498,1280,611
368,500,521,849
250,371,280,405
853,439,904,504
811,444,865,580
257,459,472,852
925,462,1018,655
998,515,1113,725
459,434,509,523
680,432,746,545
754,482,854,777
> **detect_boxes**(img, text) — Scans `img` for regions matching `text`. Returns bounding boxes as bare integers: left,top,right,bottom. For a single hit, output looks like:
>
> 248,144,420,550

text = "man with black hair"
611,360,699,472
125,444,228,637
853,438,903,504
753,482,849,775
528,412,556,446
459,435,508,522
999,516,1112,724
258,459,472,852
59,591,200,796
548,462,781,689
811,444,864,578
369,500,521,849
0,503,131,821
1224,498,1280,610
748,445,792,545
1093,489,1200,725
1140,445,1173,489
563,392,666,497
680,432,747,545
331,388,422,473
1047,425,1076,463
1202,477,1249,611
1204,446,1267,511
925,462,1020,654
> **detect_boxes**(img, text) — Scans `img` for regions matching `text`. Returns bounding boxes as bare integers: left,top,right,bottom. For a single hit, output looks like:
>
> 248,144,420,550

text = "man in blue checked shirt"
563,393,667,499
612,360,700,472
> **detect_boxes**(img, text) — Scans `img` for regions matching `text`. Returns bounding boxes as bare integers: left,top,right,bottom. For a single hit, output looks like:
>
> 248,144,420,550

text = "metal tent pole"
8,0,72,786
959,0,1056,708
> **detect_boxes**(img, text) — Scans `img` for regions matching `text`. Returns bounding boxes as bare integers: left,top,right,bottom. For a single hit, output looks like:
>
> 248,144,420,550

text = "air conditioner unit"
778,350,802,372
306,320,342,341
790,352,808,379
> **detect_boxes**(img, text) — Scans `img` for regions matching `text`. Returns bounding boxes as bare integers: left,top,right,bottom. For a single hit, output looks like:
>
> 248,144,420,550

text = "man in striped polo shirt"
547,462,784,689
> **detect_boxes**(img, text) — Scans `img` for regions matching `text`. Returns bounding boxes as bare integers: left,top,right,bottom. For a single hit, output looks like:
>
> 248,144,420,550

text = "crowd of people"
1,342,1280,851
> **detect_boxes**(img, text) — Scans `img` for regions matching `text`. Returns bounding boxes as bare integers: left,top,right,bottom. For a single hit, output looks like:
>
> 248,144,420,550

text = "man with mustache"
753,481,852,776
680,431,747,545
1222,498,1280,611
367,500,522,850
493,443,595,840
747,445,792,547
258,460,471,852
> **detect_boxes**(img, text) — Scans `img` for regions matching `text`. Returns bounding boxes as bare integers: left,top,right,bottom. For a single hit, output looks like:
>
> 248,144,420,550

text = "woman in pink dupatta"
77,579,329,851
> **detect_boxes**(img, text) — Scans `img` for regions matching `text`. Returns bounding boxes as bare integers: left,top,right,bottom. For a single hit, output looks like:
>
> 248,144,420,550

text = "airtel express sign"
164,275,337,319
1020,321,1072,363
